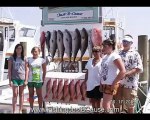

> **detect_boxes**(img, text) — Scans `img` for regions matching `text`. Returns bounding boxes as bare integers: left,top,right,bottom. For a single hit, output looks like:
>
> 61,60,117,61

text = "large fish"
57,79,64,100
45,31,51,54
63,29,72,69
69,79,76,101
50,30,57,61
88,30,93,58
63,79,70,101
75,80,81,100
52,79,58,99
91,28,102,46
79,28,88,61
57,30,65,71
72,28,81,62
80,80,87,101
40,31,46,58
44,79,53,100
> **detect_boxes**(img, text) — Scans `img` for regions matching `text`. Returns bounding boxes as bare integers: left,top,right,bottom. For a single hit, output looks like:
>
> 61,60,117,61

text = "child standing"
26,46,46,113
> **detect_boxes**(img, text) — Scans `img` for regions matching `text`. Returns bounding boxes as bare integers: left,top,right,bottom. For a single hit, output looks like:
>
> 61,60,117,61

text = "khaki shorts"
113,85,137,108
100,84,119,95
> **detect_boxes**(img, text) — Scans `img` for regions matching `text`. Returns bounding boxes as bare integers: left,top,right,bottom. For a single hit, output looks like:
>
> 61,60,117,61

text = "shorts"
113,84,137,108
28,82,43,89
86,86,103,99
12,79,24,86
100,84,119,95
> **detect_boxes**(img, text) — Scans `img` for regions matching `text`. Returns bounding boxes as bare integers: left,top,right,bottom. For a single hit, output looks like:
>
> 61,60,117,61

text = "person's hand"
111,82,117,92
24,81,28,88
125,71,131,77
9,81,13,87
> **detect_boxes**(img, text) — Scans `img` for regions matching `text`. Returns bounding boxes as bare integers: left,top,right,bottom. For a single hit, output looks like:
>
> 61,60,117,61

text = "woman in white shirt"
85,46,103,113
100,39,126,113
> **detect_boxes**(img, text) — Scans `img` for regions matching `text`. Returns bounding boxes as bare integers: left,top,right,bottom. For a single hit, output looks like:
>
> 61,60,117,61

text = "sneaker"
38,108,45,114
19,110,22,114
29,108,34,114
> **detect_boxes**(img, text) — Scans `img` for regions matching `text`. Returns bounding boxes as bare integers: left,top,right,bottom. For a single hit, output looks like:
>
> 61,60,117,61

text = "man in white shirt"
114,35,143,113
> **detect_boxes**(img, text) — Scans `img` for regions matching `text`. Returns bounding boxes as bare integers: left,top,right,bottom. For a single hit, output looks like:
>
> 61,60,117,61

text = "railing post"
138,35,148,106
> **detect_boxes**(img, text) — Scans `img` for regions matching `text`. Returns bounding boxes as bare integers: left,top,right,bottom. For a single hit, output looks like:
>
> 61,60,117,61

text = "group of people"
8,34,143,114
85,34,143,114
8,45,46,113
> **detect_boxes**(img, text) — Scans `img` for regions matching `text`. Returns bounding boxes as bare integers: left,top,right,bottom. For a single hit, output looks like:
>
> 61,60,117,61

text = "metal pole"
138,35,148,106
138,35,148,82
148,39,150,88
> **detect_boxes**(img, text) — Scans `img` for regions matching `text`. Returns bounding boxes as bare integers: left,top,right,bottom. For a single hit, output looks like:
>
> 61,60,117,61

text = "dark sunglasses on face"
92,50,101,53
122,40,132,44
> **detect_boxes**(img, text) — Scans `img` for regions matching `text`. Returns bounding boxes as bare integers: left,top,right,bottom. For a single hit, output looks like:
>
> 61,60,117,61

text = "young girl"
100,39,126,113
8,44,27,113
26,46,46,113
85,46,103,114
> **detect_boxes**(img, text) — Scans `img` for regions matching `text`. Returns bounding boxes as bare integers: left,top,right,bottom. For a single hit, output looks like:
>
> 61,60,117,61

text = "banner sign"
48,10,94,22
42,7,102,25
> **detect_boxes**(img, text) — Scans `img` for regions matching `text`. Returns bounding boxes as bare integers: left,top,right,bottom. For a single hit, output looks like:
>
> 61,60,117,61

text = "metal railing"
135,81,149,113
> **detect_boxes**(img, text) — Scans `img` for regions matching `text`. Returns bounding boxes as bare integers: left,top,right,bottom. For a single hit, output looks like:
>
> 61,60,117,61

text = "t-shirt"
101,52,121,85
119,49,143,90
27,57,46,83
9,56,25,80
85,58,102,91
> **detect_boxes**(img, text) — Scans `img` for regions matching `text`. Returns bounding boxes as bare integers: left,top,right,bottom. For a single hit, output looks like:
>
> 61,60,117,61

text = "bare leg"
28,87,34,109
90,98,98,114
128,107,134,113
19,85,24,113
95,99,101,114
113,85,123,113
36,87,43,110
12,86,18,113
103,93,113,113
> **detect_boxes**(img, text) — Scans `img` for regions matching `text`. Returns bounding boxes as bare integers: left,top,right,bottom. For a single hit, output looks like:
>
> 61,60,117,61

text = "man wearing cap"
114,35,143,113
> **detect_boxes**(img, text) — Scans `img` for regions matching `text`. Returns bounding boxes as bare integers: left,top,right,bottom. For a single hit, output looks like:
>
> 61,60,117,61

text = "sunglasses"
93,50,99,52
122,40,132,44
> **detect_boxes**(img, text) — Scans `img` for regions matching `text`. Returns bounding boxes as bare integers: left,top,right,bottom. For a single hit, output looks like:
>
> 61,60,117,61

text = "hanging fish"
50,30,57,62
57,30,65,72
45,31,51,55
91,28,102,46
40,31,46,58
88,30,93,58
63,29,72,70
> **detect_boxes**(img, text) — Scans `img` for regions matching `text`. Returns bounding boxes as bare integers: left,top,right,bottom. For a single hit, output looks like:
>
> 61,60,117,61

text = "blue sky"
2,7,150,49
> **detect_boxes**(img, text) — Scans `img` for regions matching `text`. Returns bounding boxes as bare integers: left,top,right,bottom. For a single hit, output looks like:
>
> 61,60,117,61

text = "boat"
0,8,40,86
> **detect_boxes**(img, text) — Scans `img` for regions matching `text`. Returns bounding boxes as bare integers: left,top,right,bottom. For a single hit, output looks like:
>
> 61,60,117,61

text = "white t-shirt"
27,57,46,83
101,52,121,85
85,58,102,91
119,49,143,90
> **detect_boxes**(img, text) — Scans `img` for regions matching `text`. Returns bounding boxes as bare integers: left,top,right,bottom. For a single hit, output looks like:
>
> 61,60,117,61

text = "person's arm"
125,68,140,77
8,58,12,86
42,62,46,83
112,58,126,85
24,59,29,86
85,70,88,82
84,60,90,82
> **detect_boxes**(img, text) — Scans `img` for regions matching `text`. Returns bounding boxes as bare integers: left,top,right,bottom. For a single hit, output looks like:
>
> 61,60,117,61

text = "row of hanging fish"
44,79,87,102
40,28,102,70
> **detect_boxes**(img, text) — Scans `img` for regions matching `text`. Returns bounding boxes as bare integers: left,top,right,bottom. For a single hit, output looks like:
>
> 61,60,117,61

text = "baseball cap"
122,35,133,42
